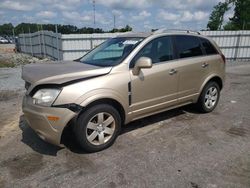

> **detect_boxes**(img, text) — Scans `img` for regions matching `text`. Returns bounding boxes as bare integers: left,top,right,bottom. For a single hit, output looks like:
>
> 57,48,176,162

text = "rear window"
175,35,203,58
200,38,218,55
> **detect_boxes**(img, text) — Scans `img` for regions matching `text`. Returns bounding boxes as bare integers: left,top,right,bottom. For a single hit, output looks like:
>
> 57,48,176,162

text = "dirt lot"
0,63,250,188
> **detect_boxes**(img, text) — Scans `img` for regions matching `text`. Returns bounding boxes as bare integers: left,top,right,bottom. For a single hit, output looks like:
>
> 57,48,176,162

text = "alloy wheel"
204,86,218,109
86,112,116,145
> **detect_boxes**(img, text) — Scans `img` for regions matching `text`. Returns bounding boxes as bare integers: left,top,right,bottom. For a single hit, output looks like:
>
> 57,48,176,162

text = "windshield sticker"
123,40,139,45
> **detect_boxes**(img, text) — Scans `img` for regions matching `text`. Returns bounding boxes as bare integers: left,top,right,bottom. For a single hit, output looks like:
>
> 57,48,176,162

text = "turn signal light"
47,116,60,121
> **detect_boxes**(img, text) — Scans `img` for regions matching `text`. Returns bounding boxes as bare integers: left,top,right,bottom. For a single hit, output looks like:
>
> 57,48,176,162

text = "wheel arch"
199,75,223,94
208,76,223,90
60,97,126,145
78,98,126,125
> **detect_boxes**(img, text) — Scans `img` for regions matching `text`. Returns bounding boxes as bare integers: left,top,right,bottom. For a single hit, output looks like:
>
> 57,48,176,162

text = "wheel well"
79,98,126,124
60,98,126,145
208,76,223,90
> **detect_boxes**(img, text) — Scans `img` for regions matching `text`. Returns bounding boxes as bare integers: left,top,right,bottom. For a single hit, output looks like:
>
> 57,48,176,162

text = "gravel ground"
0,68,23,91
0,52,51,100
0,51,50,68
0,44,15,52
0,67,24,100
0,63,250,188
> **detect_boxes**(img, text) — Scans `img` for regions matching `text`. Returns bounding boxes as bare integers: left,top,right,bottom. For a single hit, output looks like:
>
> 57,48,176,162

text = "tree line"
0,23,132,36
207,0,250,30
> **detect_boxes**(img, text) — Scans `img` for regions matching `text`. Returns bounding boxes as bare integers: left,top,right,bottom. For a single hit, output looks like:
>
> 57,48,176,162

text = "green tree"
14,23,40,34
207,2,230,30
12,23,104,34
223,22,236,30
120,25,132,32
78,27,104,34
109,25,132,33
0,22,131,35
226,0,250,30
0,23,14,35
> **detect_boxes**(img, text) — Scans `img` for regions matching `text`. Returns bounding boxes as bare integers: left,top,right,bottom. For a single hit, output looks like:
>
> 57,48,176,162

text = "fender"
76,88,129,115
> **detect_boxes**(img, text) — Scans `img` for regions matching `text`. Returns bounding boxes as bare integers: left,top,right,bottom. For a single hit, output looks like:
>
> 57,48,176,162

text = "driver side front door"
129,36,179,119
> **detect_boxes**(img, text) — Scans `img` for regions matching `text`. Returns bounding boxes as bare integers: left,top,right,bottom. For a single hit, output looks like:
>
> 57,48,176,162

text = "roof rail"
153,28,201,35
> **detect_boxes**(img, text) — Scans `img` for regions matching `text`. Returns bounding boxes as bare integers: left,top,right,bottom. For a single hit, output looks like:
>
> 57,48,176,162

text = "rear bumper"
22,95,76,146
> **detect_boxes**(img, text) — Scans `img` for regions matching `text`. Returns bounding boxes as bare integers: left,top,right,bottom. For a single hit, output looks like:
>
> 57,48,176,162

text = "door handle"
202,62,209,68
169,69,177,75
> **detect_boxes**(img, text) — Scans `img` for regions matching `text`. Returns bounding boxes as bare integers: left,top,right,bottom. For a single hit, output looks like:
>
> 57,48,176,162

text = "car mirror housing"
132,57,152,75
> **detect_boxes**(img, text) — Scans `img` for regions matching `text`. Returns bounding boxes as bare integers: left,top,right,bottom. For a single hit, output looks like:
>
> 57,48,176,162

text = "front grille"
25,81,31,90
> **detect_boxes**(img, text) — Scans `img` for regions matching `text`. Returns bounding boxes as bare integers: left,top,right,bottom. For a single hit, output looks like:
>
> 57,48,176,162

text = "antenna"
113,14,116,29
93,0,96,28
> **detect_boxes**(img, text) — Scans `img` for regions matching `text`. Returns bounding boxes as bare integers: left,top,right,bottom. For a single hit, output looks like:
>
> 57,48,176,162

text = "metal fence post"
42,30,46,58
234,33,241,61
29,28,33,56
38,31,42,58
23,34,27,54
55,25,60,60
90,37,93,49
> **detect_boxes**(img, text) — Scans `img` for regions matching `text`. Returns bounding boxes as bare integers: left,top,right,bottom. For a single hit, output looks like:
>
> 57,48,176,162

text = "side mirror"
132,57,152,75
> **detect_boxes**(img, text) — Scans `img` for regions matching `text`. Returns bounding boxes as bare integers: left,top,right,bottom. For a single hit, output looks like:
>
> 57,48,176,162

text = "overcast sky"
0,0,232,31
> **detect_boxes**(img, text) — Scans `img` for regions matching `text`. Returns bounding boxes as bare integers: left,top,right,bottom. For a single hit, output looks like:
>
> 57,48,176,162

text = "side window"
200,38,218,55
130,36,174,68
156,37,174,62
175,35,203,58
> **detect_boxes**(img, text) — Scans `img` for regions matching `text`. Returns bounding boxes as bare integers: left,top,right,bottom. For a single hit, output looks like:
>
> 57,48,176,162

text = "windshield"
80,37,144,67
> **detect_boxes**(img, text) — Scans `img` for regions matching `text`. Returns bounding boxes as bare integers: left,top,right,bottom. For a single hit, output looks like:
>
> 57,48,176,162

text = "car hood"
22,61,112,85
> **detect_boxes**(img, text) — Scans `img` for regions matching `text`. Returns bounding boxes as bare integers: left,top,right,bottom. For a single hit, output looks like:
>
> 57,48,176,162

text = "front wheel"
196,81,220,113
74,104,121,152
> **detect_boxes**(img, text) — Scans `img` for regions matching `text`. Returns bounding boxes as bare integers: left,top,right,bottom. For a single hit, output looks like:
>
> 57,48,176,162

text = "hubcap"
86,112,115,145
204,86,218,109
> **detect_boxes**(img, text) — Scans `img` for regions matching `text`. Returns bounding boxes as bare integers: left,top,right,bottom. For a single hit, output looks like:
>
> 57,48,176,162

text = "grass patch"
0,59,15,68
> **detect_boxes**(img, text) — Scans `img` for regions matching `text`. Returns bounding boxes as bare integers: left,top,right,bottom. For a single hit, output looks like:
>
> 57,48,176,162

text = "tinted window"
175,35,203,58
200,38,218,55
130,36,174,67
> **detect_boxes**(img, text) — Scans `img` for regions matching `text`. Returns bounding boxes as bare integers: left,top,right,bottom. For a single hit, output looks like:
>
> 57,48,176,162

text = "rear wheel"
74,104,121,152
196,81,220,113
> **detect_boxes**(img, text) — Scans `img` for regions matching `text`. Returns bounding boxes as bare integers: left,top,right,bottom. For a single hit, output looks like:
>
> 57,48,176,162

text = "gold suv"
22,30,225,152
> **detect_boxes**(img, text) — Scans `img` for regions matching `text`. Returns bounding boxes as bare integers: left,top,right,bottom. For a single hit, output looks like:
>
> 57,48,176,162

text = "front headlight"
32,88,61,106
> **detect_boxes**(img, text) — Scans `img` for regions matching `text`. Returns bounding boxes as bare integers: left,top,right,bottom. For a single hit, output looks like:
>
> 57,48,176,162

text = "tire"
74,104,121,152
196,81,220,113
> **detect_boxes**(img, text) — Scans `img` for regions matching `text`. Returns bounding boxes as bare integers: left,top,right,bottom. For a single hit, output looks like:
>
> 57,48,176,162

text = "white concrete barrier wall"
18,30,250,61
201,30,250,60
61,33,120,60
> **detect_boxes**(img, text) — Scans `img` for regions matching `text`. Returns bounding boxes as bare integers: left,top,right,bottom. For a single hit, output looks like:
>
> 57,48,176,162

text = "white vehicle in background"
0,36,9,44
